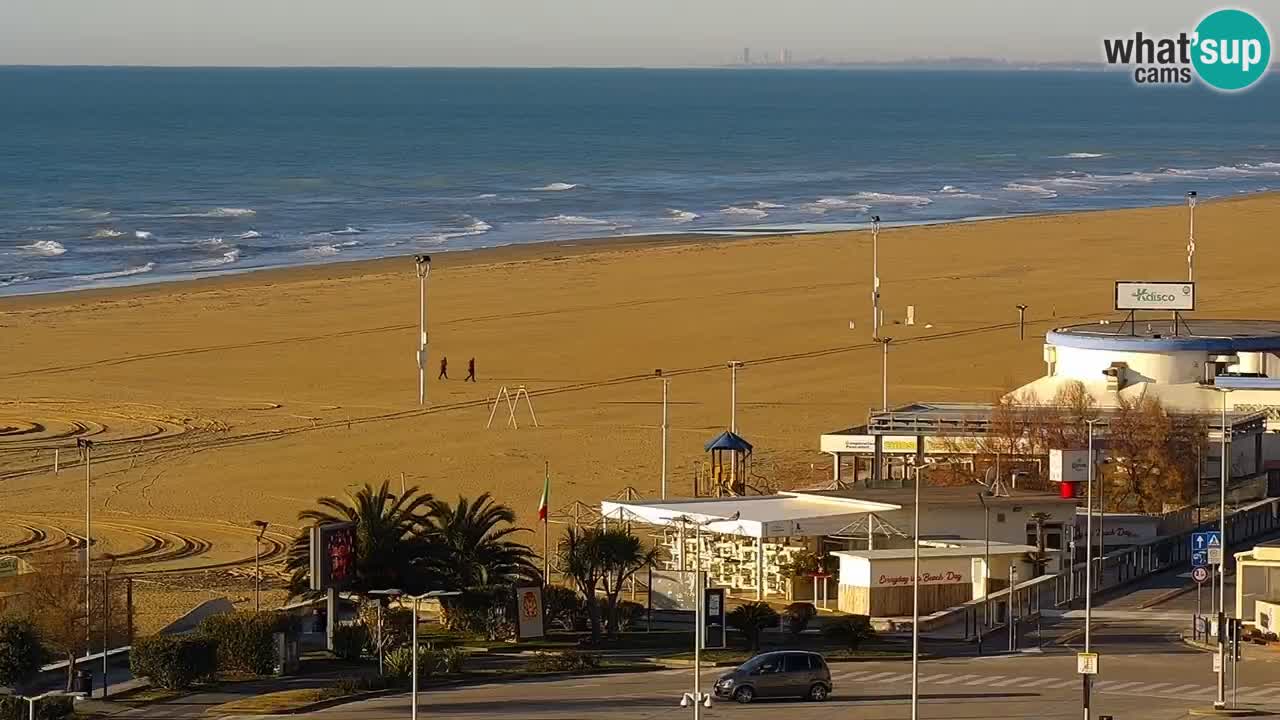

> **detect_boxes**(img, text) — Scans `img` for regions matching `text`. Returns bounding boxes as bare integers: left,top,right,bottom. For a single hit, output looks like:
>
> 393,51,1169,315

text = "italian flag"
537,467,550,522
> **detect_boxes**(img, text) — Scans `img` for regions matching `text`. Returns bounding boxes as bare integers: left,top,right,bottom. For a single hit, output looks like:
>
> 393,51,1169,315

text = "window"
783,654,809,673
997,512,1006,523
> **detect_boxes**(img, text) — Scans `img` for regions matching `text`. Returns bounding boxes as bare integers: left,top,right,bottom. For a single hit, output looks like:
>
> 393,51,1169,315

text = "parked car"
712,650,831,703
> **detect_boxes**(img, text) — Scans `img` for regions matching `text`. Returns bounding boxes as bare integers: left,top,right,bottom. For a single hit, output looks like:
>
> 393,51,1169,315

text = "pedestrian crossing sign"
1077,652,1099,675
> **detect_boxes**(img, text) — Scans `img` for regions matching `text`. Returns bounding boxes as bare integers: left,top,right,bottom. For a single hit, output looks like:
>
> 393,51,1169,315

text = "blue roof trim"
1046,330,1280,353
1214,377,1280,390
705,430,753,452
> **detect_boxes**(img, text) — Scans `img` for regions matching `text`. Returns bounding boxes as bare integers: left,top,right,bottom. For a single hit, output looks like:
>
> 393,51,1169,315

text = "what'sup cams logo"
1104,8,1271,91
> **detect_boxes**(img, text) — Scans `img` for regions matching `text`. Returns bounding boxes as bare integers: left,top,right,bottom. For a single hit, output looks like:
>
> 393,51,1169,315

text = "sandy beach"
4,194,1280,622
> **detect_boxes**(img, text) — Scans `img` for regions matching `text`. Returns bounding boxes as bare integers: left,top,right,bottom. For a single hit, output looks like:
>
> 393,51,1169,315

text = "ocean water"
2,67,1278,296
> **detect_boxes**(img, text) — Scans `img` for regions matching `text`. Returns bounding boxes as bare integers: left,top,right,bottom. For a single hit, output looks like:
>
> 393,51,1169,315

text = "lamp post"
673,512,738,718
977,491,991,654
101,553,116,698
1186,191,1197,283
1083,418,1101,720
871,215,881,339
409,590,461,720
907,464,928,720
78,438,93,650
368,589,403,677
1016,304,1028,340
727,361,744,433
252,520,268,612
414,255,431,406
877,337,893,411
1204,386,1232,709
656,369,670,499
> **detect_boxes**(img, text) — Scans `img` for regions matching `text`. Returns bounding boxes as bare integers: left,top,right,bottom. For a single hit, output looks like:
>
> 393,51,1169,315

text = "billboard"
1114,281,1195,311
1049,449,1095,482
515,586,545,639
309,522,357,592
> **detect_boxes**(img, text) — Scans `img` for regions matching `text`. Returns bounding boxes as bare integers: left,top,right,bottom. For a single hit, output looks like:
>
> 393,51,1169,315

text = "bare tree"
1106,393,1208,512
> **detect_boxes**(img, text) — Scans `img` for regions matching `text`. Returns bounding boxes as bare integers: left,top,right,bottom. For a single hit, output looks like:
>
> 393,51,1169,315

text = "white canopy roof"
599,492,902,539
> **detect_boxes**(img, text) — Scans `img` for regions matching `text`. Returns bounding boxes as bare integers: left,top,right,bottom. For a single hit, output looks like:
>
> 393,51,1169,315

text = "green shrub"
438,646,467,674
198,611,296,675
383,646,439,687
727,602,780,651
615,600,646,631
822,615,874,650
439,588,514,640
0,617,45,689
524,649,601,673
782,602,817,637
542,586,584,631
130,634,218,690
334,674,389,695
333,623,369,661
0,694,74,720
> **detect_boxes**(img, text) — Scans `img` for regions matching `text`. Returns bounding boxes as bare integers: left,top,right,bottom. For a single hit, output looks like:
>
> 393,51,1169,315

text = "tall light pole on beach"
656,369,670,499
908,464,928,720
415,255,431,406
871,215,882,339
672,512,738,719
727,361,744,433
877,337,892,411
1186,191,1197,283
77,438,93,648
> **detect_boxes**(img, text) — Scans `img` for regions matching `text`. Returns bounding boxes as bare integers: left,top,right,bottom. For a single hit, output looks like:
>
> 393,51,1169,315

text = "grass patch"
115,688,191,705
209,688,346,715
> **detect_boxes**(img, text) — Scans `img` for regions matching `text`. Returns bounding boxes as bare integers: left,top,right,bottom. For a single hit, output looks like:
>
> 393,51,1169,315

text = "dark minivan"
713,650,832,703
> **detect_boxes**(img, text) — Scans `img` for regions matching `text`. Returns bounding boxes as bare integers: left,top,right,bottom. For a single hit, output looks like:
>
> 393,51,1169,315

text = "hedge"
198,611,297,675
0,617,44,689
130,635,217,690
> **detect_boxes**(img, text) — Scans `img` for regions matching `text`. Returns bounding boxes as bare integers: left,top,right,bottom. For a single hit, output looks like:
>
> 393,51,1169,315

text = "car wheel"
734,686,755,704
807,683,830,702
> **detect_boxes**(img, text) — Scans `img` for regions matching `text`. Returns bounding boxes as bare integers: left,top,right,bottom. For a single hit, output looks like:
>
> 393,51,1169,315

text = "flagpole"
543,461,550,586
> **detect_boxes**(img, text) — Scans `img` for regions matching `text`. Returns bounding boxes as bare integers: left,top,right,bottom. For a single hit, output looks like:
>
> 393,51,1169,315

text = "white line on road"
1159,683,1206,696
933,674,982,685
1014,678,1057,688
987,677,1033,687
1095,681,1142,692
858,671,903,682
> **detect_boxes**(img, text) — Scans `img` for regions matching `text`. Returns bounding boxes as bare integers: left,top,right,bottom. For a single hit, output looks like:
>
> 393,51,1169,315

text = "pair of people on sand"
438,356,476,382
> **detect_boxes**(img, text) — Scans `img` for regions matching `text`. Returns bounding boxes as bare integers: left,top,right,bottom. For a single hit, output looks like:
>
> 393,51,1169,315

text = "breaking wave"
135,231,155,240
1052,152,1107,159
1004,183,1059,199
92,229,124,239
850,192,933,207
541,214,612,225
20,241,67,256
667,209,700,222
79,263,155,281
720,206,769,219
237,230,262,240
532,182,578,192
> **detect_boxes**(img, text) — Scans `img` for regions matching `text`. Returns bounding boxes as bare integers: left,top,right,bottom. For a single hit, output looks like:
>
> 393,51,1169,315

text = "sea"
2,67,1278,296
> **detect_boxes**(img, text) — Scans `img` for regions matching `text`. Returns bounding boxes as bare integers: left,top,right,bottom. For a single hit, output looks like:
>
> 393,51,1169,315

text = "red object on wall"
1060,481,1078,499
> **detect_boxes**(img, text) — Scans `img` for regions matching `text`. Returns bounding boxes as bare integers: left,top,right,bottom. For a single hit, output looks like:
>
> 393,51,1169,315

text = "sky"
1,1,1275,67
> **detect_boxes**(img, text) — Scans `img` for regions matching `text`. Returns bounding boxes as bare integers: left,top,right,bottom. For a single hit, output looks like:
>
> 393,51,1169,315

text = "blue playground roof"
705,430,753,453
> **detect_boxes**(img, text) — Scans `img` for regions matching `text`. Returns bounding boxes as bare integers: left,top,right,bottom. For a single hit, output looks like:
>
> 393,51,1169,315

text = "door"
752,654,785,697
781,652,812,697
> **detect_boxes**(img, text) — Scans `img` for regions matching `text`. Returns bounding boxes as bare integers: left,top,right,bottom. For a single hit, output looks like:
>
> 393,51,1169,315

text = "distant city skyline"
1,1,1275,67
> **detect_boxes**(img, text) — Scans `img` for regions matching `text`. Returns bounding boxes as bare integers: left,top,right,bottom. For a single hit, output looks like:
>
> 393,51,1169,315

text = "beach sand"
3,194,1280,623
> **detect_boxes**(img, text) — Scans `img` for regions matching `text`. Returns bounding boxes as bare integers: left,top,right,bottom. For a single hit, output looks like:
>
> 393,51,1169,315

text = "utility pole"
252,520,268,612
727,361,744,433
878,337,893,411
78,438,92,650
1186,191,1197,283
415,255,431,406
871,215,882,340
1083,418,1100,720
656,370,670,499
1215,388,1232,710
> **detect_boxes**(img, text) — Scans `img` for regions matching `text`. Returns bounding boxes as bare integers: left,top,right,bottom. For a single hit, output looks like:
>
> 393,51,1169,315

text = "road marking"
1241,687,1280,700
1043,679,1080,689
1136,683,1174,693
1016,678,1057,688
858,671,902,682
1160,683,1205,696
988,677,1033,687
1096,681,1142,692
933,674,981,685
838,670,890,681
881,673,915,683
921,674,954,684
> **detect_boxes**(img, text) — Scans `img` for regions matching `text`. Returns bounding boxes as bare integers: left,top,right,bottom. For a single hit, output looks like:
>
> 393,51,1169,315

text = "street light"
408,590,461,720
656,369,670,500
1016,304,1028,340
1203,385,1233,709
727,361,744,433
671,511,739,719
77,437,93,651
1186,191,1197,283
0,690,86,720
252,521,268,612
1083,417,1101,720
414,255,432,406
871,215,882,340
906,464,930,720
101,552,116,698
877,337,893,411
368,589,403,677
976,490,992,654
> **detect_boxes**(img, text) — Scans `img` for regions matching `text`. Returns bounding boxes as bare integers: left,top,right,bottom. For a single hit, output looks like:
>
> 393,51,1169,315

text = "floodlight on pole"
1187,191,1197,283
252,521,269,612
871,215,882,340
671,511,738,719
656,369,670,500
727,361,744,433
409,590,461,720
415,255,432,406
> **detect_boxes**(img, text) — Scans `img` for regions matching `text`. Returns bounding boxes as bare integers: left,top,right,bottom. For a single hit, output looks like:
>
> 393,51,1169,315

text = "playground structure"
696,430,754,497
486,385,539,429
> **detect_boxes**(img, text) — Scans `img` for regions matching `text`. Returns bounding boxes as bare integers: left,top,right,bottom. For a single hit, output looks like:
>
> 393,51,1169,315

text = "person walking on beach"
438,356,448,380
466,358,476,383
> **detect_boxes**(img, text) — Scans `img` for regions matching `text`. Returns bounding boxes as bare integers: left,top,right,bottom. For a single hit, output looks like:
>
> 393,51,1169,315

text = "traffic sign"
1193,532,1223,565
1077,652,1099,675
1192,550,1208,568
1213,652,1222,672
1208,548,1223,565
1192,566,1210,584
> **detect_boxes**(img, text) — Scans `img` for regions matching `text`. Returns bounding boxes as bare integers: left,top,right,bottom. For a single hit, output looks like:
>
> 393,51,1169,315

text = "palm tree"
422,493,538,633
559,526,606,641
596,530,659,636
285,480,435,596
728,602,779,651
